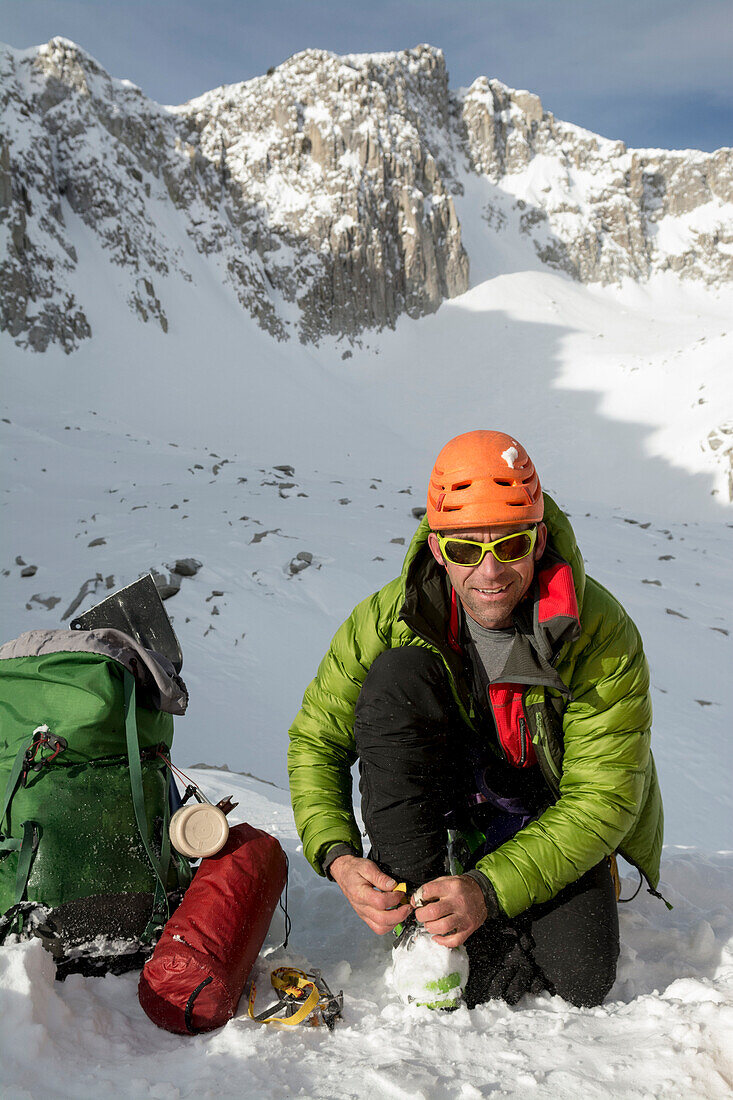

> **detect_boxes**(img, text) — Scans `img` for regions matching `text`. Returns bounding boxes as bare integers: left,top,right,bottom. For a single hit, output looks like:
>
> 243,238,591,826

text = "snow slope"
1,770,732,1100
2,45,733,1100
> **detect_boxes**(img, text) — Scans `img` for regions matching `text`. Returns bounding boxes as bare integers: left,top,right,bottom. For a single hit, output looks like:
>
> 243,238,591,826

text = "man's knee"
356,647,449,713
355,647,459,762
354,647,461,767
354,648,459,886
546,939,618,1007
531,862,620,1007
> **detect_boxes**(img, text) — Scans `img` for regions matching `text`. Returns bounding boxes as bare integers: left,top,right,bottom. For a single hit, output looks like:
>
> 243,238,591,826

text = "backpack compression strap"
12,822,39,906
123,671,172,937
1,737,35,832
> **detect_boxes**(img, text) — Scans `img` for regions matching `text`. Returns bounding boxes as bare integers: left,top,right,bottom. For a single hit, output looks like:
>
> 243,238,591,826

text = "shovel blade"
70,573,183,671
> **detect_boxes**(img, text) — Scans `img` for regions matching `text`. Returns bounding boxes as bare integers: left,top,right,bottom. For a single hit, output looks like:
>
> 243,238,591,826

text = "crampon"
248,966,343,1030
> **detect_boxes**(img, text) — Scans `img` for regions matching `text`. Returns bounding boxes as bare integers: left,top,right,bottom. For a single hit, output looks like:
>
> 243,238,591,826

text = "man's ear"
535,522,548,560
427,532,445,568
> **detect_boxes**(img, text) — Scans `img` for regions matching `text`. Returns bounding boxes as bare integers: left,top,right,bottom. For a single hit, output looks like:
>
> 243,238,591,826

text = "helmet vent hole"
453,481,472,491
493,478,512,487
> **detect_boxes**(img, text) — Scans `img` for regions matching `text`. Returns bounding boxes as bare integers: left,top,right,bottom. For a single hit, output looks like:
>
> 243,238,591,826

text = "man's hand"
329,855,412,935
413,874,488,948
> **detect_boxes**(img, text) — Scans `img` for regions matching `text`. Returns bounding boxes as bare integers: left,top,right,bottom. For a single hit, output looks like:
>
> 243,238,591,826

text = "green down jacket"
288,495,663,919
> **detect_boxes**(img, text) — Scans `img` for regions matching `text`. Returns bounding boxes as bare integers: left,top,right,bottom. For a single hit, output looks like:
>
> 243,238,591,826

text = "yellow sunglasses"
436,527,538,567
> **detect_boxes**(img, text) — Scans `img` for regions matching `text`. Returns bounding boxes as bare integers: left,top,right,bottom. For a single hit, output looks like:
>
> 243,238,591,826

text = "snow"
390,928,469,1008
2,289,731,1100
652,202,730,254
0,774,731,1098
2,42,733,1100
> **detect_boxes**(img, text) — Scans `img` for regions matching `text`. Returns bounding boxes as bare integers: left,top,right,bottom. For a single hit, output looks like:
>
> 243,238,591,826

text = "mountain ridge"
1,37,732,354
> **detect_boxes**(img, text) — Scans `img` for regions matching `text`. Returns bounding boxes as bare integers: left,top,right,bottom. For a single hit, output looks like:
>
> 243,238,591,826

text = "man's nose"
474,548,506,579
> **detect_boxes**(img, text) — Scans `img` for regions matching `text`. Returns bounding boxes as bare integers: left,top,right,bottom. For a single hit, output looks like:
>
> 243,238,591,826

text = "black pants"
354,647,619,1008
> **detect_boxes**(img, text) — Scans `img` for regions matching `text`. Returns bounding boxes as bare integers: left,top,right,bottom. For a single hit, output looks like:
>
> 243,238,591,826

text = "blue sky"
2,0,731,151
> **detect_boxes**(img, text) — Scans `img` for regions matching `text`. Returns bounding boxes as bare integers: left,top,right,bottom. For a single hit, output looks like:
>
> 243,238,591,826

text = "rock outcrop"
178,46,469,343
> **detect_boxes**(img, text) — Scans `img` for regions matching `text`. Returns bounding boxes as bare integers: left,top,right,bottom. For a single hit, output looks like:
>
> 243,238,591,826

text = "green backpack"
0,628,192,976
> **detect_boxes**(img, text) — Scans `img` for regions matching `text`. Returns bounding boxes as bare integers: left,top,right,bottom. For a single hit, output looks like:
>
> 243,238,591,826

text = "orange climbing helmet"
427,430,544,530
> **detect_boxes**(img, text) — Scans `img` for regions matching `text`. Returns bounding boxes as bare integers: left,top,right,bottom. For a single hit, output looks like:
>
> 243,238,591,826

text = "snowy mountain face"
0,40,468,351
1,38,732,357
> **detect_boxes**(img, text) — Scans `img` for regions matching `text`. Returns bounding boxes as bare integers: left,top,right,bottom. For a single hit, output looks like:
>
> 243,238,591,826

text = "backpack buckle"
22,727,68,781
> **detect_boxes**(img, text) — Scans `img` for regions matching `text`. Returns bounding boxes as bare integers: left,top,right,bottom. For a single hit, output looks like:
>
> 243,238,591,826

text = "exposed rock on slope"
1,38,731,354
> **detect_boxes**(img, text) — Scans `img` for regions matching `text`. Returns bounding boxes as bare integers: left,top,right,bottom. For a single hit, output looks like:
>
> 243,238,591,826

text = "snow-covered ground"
1,770,732,1099
2,164,733,1095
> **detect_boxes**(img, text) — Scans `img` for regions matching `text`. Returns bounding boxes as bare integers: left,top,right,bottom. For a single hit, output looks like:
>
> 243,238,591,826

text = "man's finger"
356,887,406,911
349,875,405,902
360,863,398,891
415,876,453,899
363,899,412,920
423,914,463,938
411,885,441,908
364,916,398,936
431,928,469,949
414,899,452,924
361,902,412,934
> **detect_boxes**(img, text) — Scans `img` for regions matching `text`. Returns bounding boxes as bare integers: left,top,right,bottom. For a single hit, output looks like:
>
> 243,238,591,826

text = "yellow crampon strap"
248,967,321,1027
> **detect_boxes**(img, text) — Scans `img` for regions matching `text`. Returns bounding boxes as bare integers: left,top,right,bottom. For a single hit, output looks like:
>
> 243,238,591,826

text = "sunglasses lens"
493,533,533,562
443,539,484,566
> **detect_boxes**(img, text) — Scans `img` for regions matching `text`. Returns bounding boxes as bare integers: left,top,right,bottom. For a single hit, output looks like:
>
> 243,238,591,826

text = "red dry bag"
138,822,287,1034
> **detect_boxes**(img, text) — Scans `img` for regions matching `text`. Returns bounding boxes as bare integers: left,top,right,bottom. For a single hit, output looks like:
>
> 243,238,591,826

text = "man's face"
428,522,547,630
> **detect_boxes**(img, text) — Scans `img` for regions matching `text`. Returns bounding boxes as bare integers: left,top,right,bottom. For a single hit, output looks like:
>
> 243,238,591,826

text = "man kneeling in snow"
288,431,663,1009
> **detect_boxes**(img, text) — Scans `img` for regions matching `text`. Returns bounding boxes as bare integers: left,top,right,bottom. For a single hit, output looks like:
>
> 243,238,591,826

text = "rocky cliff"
1,38,731,353
460,77,733,285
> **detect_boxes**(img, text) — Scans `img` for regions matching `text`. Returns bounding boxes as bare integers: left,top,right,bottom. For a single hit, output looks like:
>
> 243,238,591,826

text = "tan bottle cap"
169,803,229,858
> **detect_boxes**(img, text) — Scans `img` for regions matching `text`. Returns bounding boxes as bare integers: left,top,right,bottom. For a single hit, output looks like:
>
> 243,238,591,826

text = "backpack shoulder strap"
1,740,30,833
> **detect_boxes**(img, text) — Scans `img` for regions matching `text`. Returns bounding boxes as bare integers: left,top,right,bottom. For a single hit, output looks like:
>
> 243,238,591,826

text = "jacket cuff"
322,843,357,880
464,869,501,921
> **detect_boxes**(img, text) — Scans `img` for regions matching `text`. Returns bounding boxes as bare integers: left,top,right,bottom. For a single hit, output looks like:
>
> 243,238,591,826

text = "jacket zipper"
481,688,509,765
525,703,561,799
485,686,529,769
518,715,527,766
